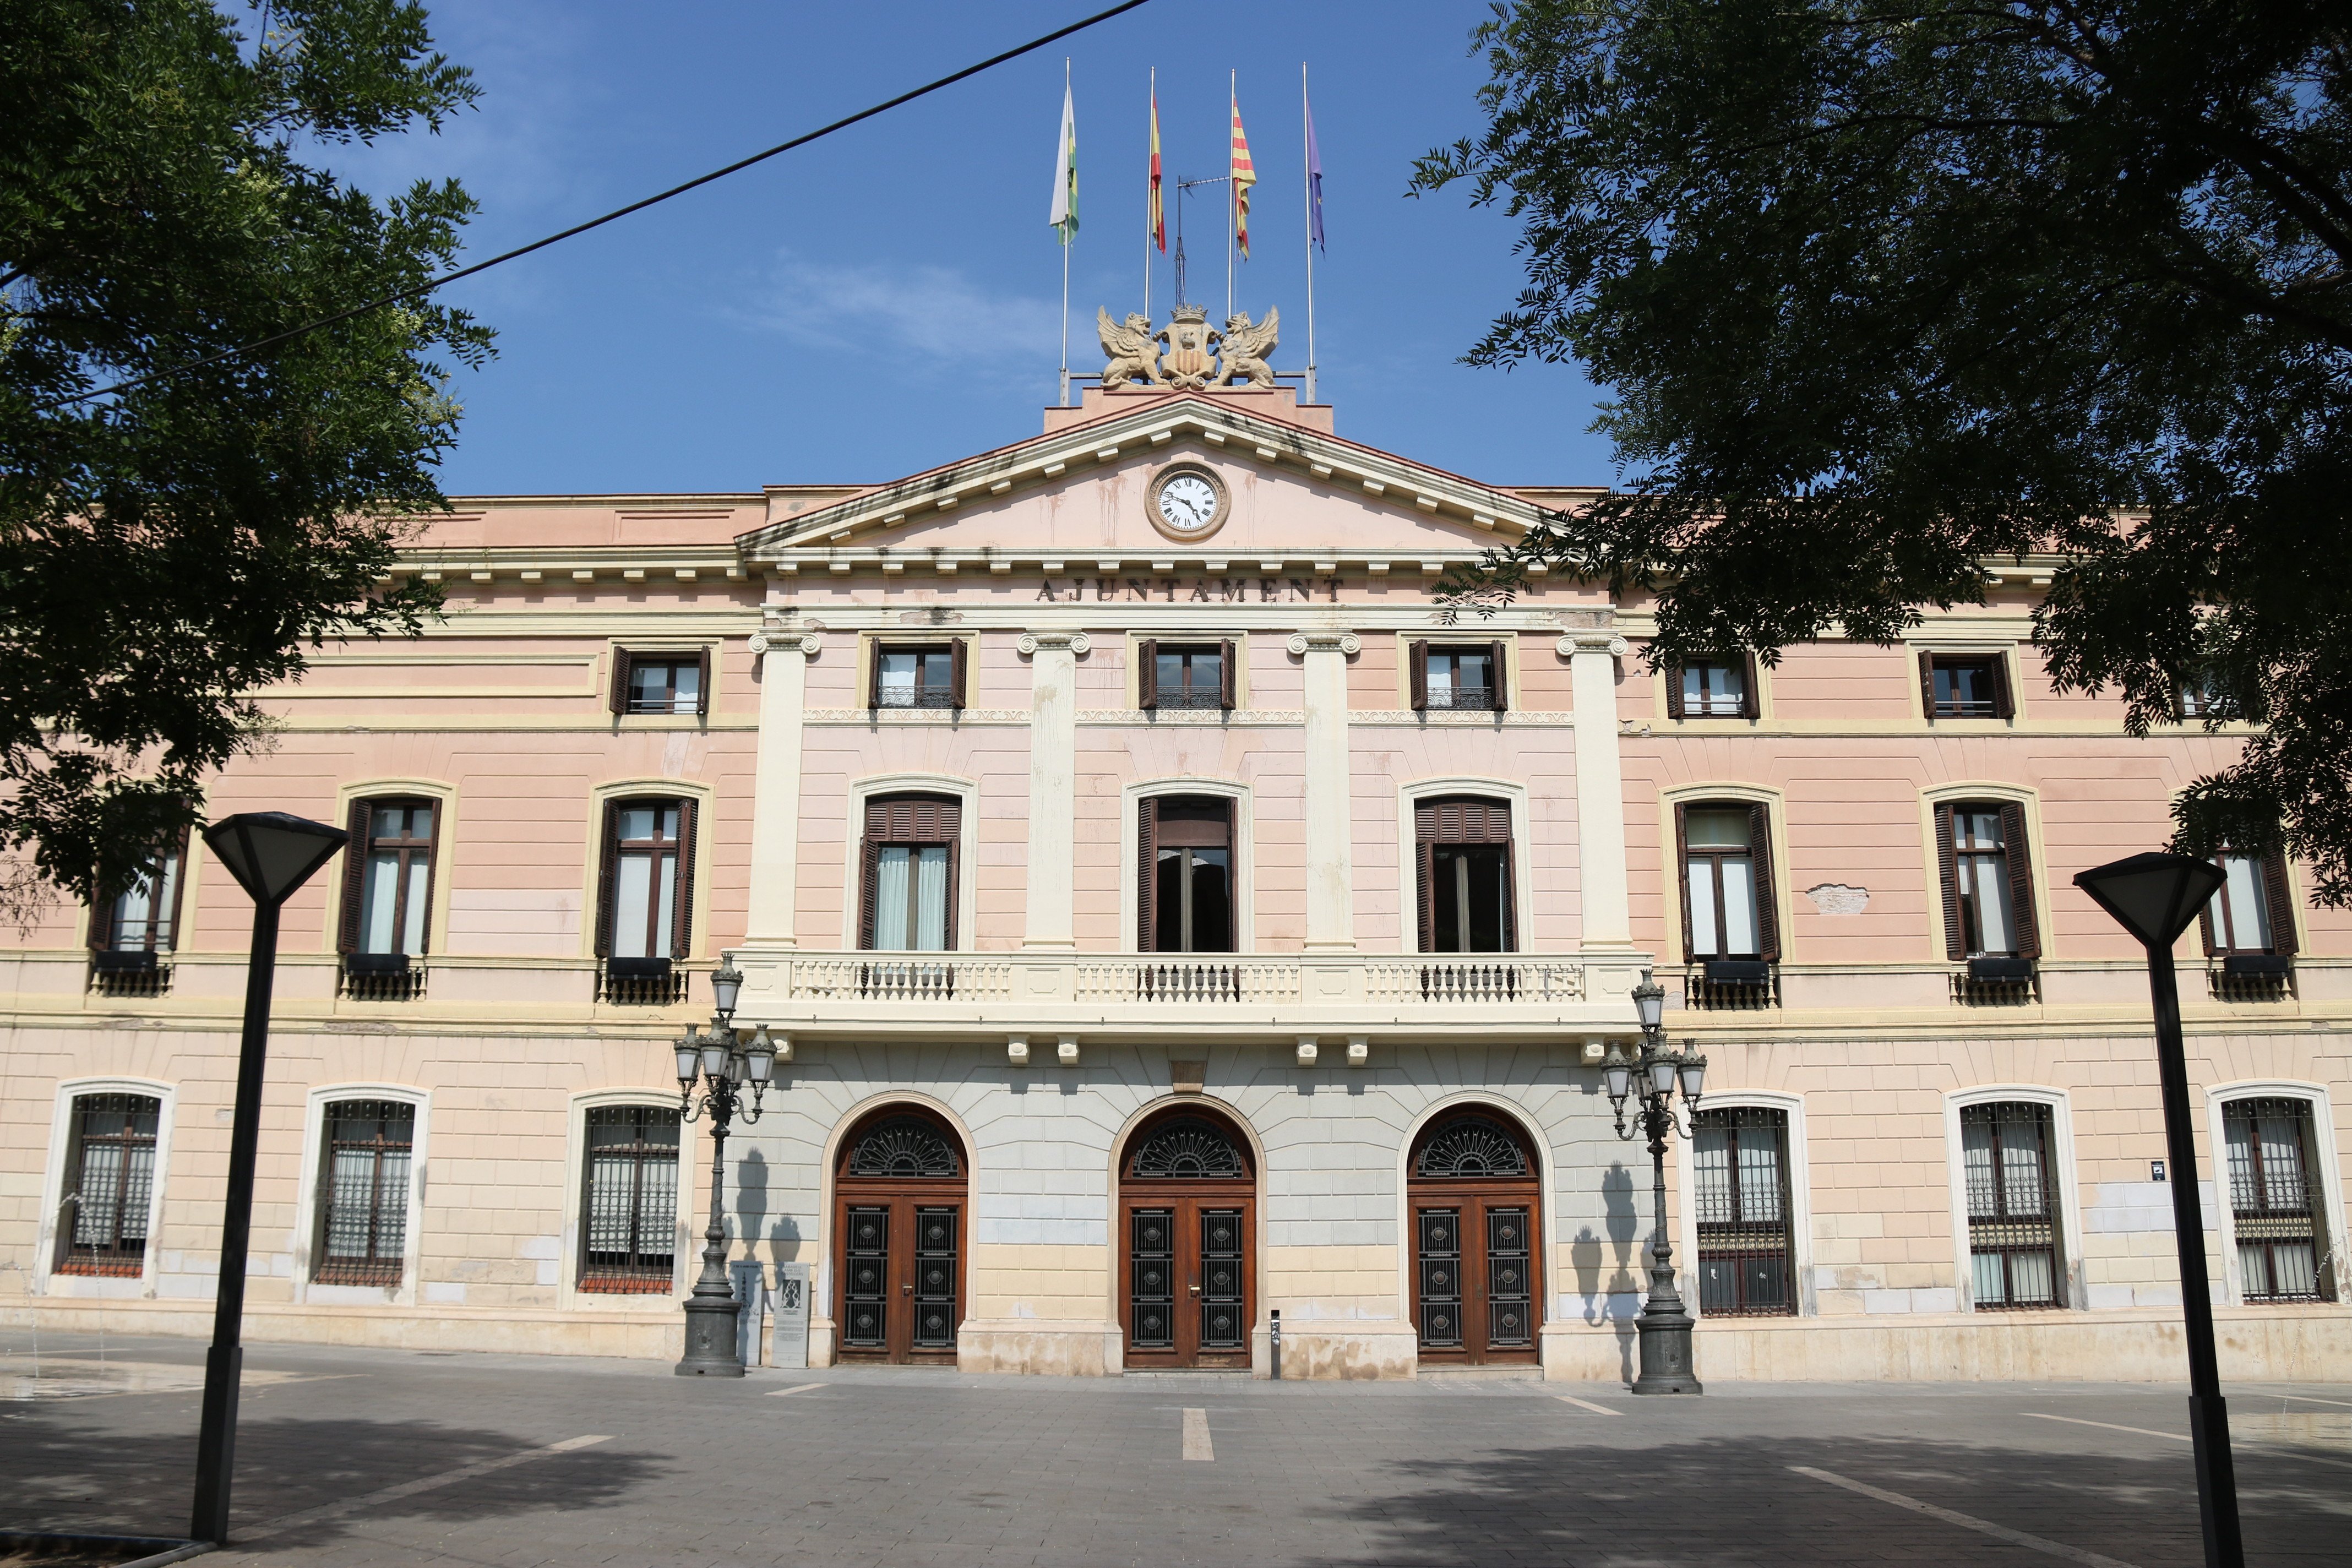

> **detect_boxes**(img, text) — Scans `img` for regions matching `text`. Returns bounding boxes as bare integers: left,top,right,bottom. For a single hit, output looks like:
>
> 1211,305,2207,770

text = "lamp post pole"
2073,851,2242,1568
188,813,350,1546
1604,970,1707,1395
675,953,775,1377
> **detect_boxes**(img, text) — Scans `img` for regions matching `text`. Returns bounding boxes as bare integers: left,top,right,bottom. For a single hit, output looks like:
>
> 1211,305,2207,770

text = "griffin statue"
1097,309,1162,388
1218,307,1279,388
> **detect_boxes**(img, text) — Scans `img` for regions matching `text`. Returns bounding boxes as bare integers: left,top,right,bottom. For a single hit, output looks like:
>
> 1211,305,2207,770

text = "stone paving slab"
1,1332,2346,1566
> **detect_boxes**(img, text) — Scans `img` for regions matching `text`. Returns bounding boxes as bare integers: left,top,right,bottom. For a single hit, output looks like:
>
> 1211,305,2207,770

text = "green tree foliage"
1414,2,2352,901
0,0,488,912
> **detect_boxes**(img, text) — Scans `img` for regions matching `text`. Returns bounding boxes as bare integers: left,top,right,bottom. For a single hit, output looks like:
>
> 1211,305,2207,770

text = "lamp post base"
1631,1304,1702,1396
676,1293,746,1377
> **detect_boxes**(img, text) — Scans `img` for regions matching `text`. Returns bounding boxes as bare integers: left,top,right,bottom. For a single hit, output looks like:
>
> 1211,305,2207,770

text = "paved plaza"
2,1331,2347,1566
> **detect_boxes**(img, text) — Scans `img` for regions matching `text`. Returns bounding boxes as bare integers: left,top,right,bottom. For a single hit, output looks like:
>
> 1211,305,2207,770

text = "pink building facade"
4,364,2346,1381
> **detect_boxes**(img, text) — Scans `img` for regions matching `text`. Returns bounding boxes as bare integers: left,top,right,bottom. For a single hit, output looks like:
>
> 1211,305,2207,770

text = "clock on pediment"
1148,461,1229,542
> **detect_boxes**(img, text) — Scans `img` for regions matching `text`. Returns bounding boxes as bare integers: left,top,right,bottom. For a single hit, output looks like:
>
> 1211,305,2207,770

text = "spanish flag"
1149,84,1164,253
1229,88,1256,259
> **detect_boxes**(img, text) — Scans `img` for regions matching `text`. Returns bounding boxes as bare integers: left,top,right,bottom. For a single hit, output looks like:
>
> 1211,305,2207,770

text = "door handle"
1189,1279,1201,1296
902,1283,912,1295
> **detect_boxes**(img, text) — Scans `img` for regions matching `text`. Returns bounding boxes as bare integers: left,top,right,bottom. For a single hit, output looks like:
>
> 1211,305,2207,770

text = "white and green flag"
1048,81,1078,243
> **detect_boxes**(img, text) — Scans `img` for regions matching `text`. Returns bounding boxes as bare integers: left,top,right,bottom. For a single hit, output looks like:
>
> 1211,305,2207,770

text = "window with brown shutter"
1922,654,2013,720
1145,644,1229,710
1415,644,1502,711
613,650,710,716
91,827,190,957
1936,802,2038,959
1675,802,1773,961
598,798,690,961
1140,796,1234,952
1408,640,1430,710
859,794,961,951
339,798,439,958
872,643,960,709
1415,797,1514,952
2201,848,2298,957
1669,656,1757,720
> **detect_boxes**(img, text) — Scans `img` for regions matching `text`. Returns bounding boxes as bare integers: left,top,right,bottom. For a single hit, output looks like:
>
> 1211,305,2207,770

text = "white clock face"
1156,472,1220,534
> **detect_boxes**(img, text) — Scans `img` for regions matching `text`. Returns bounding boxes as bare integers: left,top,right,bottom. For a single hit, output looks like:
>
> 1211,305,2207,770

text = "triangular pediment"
736,393,1582,564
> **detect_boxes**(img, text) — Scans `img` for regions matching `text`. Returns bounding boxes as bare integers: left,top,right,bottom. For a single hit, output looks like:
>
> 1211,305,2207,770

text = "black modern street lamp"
674,952,776,1376
2073,851,2242,1568
1603,968,1707,1395
190,812,349,1545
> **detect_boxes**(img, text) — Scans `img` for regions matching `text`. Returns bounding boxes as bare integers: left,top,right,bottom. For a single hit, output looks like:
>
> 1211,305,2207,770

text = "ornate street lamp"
674,952,775,1376
190,813,350,1545
2075,852,2241,1568
1603,967,1707,1395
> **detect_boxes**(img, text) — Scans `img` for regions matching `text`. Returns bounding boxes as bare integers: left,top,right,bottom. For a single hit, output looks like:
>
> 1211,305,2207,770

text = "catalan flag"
1149,83,1164,253
1229,87,1256,259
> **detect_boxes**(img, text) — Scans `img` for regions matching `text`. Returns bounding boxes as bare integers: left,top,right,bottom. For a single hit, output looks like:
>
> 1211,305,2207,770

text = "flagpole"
1145,67,1154,327
1060,58,1071,408
1302,62,1316,405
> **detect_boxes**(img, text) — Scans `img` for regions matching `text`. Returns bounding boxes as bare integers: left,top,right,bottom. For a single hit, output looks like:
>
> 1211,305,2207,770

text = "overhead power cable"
40,0,1155,412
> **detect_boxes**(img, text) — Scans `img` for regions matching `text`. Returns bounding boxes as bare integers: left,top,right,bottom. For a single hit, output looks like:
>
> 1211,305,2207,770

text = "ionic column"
1019,630,1088,950
1561,629,1634,949
1288,630,1360,952
745,624,820,945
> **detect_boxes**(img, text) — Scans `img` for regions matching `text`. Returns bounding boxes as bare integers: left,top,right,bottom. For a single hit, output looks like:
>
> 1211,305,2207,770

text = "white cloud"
749,255,1061,382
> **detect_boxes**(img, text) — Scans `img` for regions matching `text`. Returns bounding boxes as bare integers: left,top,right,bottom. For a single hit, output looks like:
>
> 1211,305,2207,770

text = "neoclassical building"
4,331,2346,1381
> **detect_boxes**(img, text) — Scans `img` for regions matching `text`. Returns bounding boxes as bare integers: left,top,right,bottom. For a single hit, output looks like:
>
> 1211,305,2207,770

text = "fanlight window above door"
1415,1117,1531,1179
845,1117,962,1178
1128,1118,1248,1179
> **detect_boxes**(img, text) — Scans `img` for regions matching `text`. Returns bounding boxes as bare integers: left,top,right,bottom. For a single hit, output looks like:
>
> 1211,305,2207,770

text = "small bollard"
1271,1308,1282,1381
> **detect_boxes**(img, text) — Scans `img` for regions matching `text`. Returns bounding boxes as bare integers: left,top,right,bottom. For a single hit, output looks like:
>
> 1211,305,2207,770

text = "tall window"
1961,1102,2065,1309
1667,656,1756,719
580,1103,680,1293
1679,804,1778,962
870,643,965,709
1937,802,2039,961
1139,796,1234,952
610,649,710,716
1408,640,1509,712
1414,797,1514,953
91,834,187,955
1138,640,1233,710
2225,1098,2333,1304
53,1093,160,1276
1920,652,2014,720
1692,1106,1795,1316
2203,851,2296,957
339,799,437,958
596,798,695,962
315,1099,415,1286
859,795,960,951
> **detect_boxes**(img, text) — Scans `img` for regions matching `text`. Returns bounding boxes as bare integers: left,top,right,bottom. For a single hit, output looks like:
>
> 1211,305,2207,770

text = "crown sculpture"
1098,303,1280,391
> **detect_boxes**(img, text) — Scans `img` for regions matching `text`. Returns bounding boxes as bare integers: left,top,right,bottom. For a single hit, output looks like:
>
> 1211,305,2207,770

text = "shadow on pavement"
1283,1432,2343,1568
0,1412,662,1556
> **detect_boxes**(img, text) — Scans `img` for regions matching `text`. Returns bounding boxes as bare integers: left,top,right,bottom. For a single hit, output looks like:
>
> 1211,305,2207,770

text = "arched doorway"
833,1106,967,1364
1118,1106,1255,1369
1408,1109,1542,1365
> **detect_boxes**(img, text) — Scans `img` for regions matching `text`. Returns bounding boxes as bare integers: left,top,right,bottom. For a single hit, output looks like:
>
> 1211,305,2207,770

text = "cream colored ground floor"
3,1015,2347,1382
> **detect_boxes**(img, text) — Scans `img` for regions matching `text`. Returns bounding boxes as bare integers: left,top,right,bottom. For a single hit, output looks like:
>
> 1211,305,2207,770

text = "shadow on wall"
0,1414,661,1553
1282,1432,2336,1568
1566,1161,1643,1384
734,1147,768,1254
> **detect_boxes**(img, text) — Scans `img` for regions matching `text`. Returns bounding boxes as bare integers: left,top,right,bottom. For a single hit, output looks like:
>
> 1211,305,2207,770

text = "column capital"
1285,630,1361,656
1558,631,1629,658
750,619,823,658
1018,630,1091,656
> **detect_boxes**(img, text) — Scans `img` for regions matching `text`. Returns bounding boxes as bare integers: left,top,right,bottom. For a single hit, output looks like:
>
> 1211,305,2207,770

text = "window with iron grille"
1961,1102,2065,1309
1408,640,1510,712
1667,655,1757,719
2225,1098,2334,1304
1138,640,1233,710
579,1104,680,1293
54,1093,160,1276
314,1099,415,1286
869,643,964,709
1692,1106,1796,1316
1919,652,2013,719
609,650,710,716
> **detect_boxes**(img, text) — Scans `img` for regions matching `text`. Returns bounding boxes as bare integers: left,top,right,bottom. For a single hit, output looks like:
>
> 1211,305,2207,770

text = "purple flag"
1306,94,1325,251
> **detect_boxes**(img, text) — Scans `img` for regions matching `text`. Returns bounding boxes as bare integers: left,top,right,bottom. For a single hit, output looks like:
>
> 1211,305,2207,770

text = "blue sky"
333,1,1615,495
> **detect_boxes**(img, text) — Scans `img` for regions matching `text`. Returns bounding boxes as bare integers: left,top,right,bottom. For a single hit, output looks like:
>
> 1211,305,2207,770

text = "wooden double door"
1409,1114,1543,1365
1119,1111,1256,1369
834,1109,966,1364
